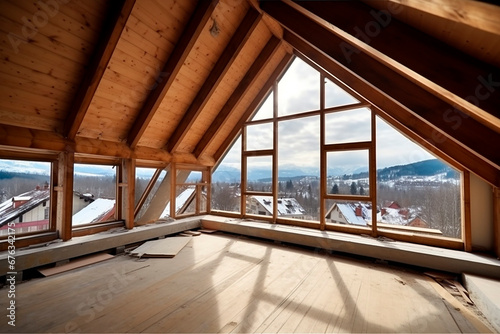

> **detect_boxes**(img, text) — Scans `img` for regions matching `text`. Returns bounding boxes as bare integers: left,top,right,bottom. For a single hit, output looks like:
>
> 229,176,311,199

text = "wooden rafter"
260,0,500,185
64,0,136,140
285,31,500,187
194,36,281,158
127,0,219,148
214,53,293,163
363,0,500,35
166,8,261,153
296,0,500,130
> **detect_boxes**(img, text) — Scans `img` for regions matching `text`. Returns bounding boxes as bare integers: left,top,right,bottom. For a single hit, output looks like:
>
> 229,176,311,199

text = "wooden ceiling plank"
165,8,262,153
214,52,293,163
296,1,500,129
260,1,500,180
64,0,136,140
195,36,280,158
127,0,219,148
285,31,500,187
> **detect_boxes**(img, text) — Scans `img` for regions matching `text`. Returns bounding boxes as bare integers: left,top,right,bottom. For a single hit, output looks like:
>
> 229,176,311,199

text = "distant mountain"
214,159,457,183
374,159,458,180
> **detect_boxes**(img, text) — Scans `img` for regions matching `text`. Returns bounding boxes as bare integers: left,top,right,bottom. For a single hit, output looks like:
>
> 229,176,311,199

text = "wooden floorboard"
0,232,492,333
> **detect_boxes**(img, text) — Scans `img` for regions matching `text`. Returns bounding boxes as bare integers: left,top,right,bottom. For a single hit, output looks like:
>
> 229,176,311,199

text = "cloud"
278,58,320,115
376,116,434,168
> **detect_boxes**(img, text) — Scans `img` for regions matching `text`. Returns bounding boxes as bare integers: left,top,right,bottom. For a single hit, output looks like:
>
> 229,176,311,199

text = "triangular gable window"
212,55,464,246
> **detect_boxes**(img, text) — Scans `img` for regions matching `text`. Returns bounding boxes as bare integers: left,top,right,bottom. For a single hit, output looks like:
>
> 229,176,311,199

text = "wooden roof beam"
195,36,281,158
363,0,500,35
64,0,136,140
166,8,261,153
296,0,500,131
260,0,500,186
285,31,500,187
214,53,293,163
127,0,219,148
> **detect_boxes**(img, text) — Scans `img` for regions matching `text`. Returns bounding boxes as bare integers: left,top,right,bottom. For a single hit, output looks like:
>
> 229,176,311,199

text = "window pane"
72,164,116,226
324,78,360,108
278,116,320,221
186,171,203,183
135,169,167,221
251,91,273,121
246,122,273,151
161,186,196,218
212,136,241,213
376,116,462,239
246,156,272,192
135,167,157,206
325,199,372,230
0,159,51,236
327,150,370,196
278,58,320,116
325,107,371,144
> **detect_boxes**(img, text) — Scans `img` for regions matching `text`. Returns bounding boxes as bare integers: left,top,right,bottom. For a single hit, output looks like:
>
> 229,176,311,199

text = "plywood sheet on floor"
129,236,191,258
38,252,114,276
1,233,492,333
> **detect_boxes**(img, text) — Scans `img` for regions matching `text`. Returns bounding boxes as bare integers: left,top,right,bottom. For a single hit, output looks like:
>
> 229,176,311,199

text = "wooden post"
494,187,500,259
370,111,377,238
121,158,135,229
241,127,247,217
272,82,278,222
56,151,74,241
462,170,472,251
319,74,326,230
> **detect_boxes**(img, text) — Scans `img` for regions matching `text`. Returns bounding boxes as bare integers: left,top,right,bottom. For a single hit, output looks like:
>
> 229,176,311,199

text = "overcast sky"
219,57,435,173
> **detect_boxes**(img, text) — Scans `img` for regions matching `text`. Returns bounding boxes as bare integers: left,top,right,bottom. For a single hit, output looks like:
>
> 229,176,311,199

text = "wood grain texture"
4,233,489,333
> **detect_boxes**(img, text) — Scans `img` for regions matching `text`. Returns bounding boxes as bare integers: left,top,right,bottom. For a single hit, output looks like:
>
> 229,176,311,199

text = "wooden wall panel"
0,0,108,133
139,0,250,150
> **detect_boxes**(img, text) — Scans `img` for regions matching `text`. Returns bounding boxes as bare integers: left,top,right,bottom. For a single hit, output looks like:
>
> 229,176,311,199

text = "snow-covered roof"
252,196,306,216
334,202,371,226
0,189,50,226
377,207,418,226
72,198,116,226
160,188,196,218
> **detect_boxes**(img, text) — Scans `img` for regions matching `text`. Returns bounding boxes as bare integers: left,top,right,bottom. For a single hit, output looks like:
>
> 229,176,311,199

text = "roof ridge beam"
127,0,219,148
165,8,262,153
194,36,281,158
64,0,136,140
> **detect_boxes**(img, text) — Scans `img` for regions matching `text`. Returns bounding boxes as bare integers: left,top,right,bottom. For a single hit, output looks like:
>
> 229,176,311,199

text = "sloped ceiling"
0,0,499,185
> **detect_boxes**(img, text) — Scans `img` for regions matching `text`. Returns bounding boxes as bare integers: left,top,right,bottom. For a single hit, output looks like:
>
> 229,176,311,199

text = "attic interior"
0,0,500,332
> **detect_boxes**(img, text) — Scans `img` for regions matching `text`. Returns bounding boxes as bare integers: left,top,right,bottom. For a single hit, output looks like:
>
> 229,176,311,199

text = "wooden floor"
1,233,491,333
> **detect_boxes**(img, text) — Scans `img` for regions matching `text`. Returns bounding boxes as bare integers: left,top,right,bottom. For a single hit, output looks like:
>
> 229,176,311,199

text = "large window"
213,56,465,246
0,158,53,236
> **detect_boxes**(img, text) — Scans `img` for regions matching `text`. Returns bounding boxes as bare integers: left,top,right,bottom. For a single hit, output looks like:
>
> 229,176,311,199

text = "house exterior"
247,196,308,219
0,187,51,235
325,202,372,226
0,186,98,233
